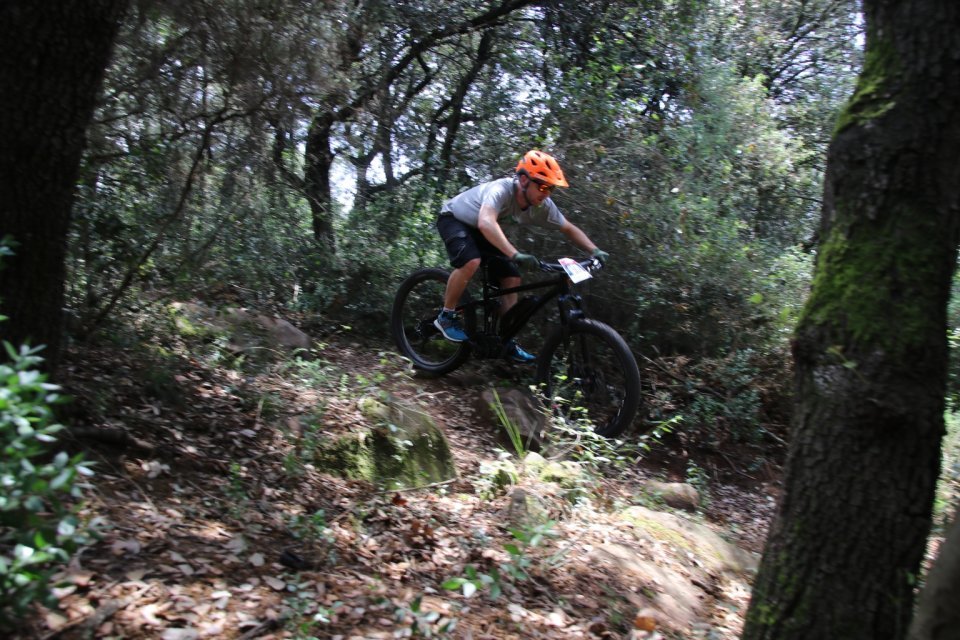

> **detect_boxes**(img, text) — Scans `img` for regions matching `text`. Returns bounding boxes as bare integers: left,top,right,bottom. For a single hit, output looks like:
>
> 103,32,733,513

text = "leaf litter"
16,331,781,639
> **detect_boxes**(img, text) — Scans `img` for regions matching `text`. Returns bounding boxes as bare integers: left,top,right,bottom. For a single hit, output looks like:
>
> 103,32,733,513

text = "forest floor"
16,309,789,640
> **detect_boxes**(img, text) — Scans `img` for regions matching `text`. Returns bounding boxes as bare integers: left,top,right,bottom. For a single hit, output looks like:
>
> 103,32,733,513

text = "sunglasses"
530,180,555,194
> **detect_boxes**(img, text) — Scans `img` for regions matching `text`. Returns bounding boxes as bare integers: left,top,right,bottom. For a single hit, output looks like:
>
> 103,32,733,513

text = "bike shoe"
434,310,468,343
505,340,536,364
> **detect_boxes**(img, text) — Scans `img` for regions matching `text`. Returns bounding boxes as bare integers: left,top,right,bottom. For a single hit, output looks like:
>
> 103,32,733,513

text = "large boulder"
503,487,552,531
256,315,311,350
643,480,701,512
475,387,546,452
590,505,759,636
619,505,758,576
167,302,312,354
224,309,311,351
312,395,457,490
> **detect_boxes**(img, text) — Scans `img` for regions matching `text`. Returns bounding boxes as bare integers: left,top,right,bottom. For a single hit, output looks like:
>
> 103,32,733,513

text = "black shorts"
436,213,520,281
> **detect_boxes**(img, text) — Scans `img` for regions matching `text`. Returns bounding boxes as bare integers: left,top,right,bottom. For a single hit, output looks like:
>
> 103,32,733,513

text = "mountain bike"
390,257,642,438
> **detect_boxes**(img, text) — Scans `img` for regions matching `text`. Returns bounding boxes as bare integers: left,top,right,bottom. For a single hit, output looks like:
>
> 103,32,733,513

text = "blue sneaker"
434,310,468,343
505,340,536,364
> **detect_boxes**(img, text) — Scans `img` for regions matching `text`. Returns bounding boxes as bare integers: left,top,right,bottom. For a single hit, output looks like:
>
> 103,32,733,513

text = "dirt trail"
20,335,780,639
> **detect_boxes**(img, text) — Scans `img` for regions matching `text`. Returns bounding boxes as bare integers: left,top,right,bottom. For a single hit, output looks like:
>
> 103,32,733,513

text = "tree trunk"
304,111,337,250
742,1,960,639
0,0,126,372
909,515,960,640
436,31,495,194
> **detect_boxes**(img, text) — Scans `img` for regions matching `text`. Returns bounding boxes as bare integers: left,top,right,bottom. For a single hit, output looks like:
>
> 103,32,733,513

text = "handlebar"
536,257,604,274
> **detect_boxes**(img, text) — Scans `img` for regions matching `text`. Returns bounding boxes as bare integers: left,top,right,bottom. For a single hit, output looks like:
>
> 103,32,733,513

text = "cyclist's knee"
460,258,481,274
502,276,521,288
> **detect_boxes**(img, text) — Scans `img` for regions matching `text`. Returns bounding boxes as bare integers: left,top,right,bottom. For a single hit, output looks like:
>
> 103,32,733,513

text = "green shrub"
0,343,97,628
947,272,960,409
678,349,777,444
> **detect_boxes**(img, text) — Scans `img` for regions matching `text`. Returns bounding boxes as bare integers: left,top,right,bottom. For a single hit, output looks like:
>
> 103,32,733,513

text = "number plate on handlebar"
558,258,592,283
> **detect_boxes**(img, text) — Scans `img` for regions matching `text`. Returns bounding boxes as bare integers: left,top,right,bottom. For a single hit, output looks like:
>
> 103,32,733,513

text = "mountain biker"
434,149,610,363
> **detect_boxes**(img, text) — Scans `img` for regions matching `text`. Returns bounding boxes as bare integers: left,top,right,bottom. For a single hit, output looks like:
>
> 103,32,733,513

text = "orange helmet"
516,150,570,188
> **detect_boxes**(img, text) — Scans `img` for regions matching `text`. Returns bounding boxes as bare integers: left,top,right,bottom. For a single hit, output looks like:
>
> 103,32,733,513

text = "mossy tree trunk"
742,1,960,639
0,0,126,372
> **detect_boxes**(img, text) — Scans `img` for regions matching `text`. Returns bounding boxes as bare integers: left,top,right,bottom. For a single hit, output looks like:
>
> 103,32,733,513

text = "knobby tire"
391,268,472,375
536,318,641,438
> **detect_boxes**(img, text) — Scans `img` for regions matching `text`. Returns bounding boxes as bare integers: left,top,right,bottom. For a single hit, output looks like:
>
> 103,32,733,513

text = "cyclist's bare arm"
477,205,519,257
478,207,597,259
559,219,598,254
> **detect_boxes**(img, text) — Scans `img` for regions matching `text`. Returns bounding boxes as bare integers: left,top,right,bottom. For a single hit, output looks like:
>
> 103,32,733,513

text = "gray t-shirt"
441,177,566,230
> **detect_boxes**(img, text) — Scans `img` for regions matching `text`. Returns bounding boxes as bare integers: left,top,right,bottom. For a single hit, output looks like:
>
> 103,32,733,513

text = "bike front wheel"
536,318,642,438
391,267,473,375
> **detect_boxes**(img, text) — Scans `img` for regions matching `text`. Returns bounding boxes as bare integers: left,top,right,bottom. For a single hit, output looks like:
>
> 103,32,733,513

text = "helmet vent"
515,150,569,188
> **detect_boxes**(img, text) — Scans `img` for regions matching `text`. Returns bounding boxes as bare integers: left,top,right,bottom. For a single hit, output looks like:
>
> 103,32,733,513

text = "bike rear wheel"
536,318,641,438
391,267,473,375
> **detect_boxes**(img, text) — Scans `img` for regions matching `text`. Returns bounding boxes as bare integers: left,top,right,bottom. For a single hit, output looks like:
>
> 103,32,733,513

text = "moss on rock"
313,395,457,490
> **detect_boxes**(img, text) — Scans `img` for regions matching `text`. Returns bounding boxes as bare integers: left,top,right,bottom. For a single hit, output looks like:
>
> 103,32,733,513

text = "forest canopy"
67,0,861,373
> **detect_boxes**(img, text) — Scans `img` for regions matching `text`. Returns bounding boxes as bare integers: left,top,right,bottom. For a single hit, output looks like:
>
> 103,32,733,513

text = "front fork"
556,292,589,377
557,292,585,337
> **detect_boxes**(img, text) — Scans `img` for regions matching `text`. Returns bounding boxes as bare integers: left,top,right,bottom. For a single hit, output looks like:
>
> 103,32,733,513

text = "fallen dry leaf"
161,627,199,640
635,610,658,631
141,603,164,626
264,576,286,591
48,330,779,640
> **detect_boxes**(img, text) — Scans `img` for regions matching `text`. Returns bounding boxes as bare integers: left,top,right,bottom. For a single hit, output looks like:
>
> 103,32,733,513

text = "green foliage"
684,350,767,443
643,350,788,453
0,236,15,324
442,521,558,601
287,509,335,546
223,462,249,520
475,456,521,499
685,461,710,503
65,0,861,445
491,389,527,458
621,63,817,356
282,415,326,478
569,60,817,430
545,384,681,472
940,270,960,411
949,326,960,410
281,354,337,388
0,344,96,627
283,580,342,639
391,595,458,638
547,404,634,470
934,412,960,528
324,186,447,319
501,521,559,581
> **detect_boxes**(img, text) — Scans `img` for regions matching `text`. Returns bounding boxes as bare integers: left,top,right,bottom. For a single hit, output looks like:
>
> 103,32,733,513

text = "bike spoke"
391,268,472,373
538,320,640,438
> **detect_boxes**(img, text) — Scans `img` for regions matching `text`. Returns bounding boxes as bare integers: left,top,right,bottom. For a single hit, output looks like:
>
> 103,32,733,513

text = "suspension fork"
556,290,585,337
556,289,590,373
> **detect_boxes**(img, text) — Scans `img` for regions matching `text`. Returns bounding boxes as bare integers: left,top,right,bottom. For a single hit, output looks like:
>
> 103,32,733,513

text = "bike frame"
455,260,593,357
391,255,639,436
